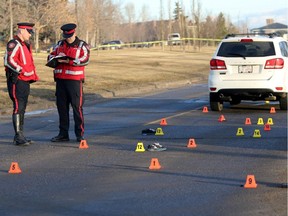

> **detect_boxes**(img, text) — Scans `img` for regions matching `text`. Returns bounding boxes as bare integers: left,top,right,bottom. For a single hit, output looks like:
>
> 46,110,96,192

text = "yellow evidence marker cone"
266,118,274,125
135,142,145,152
253,129,261,138
155,128,164,136
236,128,244,136
257,118,264,125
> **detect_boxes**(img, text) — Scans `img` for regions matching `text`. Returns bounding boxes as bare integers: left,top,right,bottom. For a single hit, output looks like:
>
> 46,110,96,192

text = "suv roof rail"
225,32,280,39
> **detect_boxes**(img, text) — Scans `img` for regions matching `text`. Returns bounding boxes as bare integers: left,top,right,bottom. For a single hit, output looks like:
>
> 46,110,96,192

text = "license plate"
238,65,253,73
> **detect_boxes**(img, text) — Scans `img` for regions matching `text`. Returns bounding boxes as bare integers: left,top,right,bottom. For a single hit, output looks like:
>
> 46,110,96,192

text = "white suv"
208,33,288,111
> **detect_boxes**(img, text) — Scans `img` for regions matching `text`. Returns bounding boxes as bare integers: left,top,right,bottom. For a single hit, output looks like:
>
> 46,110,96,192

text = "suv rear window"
217,42,275,57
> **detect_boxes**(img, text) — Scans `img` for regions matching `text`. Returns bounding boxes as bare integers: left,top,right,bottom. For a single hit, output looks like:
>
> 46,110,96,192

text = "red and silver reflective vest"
48,37,90,81
4,35,38,82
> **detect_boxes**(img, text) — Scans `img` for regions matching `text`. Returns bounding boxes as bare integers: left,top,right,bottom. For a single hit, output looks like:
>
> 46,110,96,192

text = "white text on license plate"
238,65,253,73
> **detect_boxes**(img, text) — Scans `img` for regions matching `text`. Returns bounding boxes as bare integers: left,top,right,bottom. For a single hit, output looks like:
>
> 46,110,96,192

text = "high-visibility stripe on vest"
4,36,38,82
48,37,90,81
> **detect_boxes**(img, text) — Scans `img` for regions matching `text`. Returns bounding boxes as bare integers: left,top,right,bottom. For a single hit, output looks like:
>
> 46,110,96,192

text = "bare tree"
0,0,241,50
136,5,150,42
91,0,104,46
124,2,136,42
167,0,172,35
83,0,95,43
125,2,135,24
89,0,122,44
9,0,13,39
74,0,79,27
190,0,202,49
0,0,27,40
160,0,164,41
25,0,71,51
139,4,149,22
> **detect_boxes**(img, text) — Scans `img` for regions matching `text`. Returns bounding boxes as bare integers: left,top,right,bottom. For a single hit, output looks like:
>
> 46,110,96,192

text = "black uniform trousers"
55,79,84,138
7,79,30,115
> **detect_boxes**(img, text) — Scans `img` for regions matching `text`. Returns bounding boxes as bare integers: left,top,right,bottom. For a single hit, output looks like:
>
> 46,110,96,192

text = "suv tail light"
210,59,227,70
265,58,284,69
240,39,253,42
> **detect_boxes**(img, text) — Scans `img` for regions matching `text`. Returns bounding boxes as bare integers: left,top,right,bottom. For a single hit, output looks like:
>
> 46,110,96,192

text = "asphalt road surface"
0,84,287,216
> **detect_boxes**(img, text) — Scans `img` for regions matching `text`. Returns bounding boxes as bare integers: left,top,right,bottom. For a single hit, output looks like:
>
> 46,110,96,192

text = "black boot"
12,114,30,146
19,113,33,143
51,133,69,142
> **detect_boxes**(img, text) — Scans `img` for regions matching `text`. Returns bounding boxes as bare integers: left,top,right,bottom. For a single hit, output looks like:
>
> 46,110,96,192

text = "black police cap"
61,23,77,38
17,22,35,34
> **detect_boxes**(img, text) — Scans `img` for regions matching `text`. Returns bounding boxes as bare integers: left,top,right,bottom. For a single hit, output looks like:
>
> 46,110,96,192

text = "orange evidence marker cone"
149,158,161,170
218,115,226,122
244,175,257,188
79,140,89,149
8,162,22,174
245,117,252,125
187,138,197,148
160,118,168,126
202,106,208,113
264,124,271,131
270,107,276,114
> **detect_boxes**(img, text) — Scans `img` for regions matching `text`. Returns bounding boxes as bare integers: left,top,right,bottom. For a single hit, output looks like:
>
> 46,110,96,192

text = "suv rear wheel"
209,93,223,111
210,101,223,111
279,93,287,110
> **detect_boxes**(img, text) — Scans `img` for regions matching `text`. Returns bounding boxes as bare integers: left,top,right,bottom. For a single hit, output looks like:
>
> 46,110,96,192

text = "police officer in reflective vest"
4,22,39,146
47,23,90,142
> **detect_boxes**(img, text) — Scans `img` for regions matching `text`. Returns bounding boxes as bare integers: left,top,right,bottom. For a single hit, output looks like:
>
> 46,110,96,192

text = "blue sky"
115,0,288,29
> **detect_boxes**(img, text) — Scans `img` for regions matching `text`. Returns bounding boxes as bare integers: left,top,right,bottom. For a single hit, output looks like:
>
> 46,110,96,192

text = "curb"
98,78,206,98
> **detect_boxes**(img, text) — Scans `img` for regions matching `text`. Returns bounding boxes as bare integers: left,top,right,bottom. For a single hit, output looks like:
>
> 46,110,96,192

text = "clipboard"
46,55,69,68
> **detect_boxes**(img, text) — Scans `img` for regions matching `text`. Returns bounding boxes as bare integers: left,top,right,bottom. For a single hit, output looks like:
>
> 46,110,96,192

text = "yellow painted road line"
145,105,206,125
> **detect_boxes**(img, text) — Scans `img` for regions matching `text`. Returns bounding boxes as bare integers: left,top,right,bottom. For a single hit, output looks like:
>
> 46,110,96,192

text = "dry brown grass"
0,46,214,115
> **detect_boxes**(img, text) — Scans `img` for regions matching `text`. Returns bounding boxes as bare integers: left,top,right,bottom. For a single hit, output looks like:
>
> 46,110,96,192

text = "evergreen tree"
173,1,182,20
215,12,228,38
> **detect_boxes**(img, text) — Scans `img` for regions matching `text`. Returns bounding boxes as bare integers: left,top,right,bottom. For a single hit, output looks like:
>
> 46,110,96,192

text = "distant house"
251,20,288,38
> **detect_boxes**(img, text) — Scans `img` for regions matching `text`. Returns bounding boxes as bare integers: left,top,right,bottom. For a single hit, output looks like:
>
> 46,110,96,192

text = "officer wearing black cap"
4,22,39,146
17,22,35,35
61,23,77,38
47,23,90,143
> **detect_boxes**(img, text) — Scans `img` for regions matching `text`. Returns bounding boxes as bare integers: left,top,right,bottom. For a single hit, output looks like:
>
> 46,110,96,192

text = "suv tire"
279,93,287,110
210,101,223,111
209,93,223,111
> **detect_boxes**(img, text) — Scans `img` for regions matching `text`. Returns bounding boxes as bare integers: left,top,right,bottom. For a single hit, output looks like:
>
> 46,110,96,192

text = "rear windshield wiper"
227,53,246,59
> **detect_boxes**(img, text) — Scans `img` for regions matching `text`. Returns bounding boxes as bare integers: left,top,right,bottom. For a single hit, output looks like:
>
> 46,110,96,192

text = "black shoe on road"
51,134,70,142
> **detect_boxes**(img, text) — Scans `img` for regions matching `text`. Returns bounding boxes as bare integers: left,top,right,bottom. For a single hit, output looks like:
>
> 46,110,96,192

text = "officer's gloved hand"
58,52,66,57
